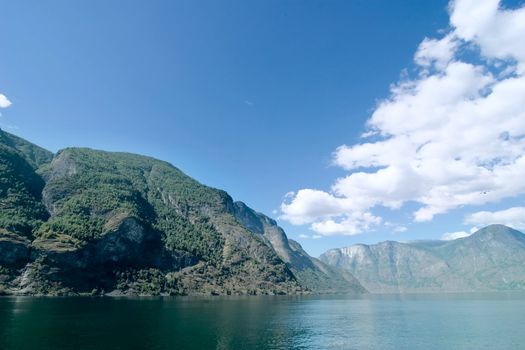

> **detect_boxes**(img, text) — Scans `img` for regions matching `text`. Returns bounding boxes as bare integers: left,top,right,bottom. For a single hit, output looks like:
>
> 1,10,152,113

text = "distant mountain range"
320,224,525,293
0,129,364,296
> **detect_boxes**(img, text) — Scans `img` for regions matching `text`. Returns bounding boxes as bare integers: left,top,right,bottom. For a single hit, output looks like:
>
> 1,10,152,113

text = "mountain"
231,202,365,293
0,129,364,296
320,225,525,293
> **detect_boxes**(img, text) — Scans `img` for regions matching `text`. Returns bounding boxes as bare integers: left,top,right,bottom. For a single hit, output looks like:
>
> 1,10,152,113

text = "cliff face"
0,129,364,296
320,225,525,293
231,202,366,293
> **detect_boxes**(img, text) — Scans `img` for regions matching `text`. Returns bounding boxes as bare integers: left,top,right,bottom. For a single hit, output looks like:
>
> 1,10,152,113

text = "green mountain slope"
0,129,364,296
320,225,525,293
0,131,53,169
0,144,49,238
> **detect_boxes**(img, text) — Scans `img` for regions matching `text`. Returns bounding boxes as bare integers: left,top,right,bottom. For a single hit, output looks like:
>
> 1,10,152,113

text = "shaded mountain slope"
232,202,365,293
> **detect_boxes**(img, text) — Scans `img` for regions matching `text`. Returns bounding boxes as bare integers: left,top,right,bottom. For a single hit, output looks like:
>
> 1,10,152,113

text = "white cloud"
0,94,12,108
280,189,355,225
442,231,471,240
281,0,525,236
297,233,324,239
280,188,381,235
465,207,525,231
311,212,382,236
393,226,408,233
450,0,525,72
385,222,409,233
415,33,458,71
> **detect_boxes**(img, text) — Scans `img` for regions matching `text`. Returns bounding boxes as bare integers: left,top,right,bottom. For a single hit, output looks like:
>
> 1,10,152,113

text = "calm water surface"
1,293,524,350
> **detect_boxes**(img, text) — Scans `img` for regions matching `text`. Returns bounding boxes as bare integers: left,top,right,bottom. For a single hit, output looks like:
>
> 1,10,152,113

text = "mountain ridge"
320,224,525,293
0,129,365,296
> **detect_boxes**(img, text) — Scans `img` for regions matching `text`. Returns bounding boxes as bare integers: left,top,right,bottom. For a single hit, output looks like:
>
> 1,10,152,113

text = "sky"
1,0,524,257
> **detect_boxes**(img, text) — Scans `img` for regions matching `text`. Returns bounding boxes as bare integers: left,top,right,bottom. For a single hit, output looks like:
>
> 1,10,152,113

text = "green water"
1,293,524,350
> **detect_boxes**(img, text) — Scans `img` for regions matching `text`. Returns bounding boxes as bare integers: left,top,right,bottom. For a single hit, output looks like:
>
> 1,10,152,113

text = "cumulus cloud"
442,231,471,240
465,207,525,231
281,0,525,236
280,189,381,235
414,33,458,71
0,94,12,108
450,0,525,72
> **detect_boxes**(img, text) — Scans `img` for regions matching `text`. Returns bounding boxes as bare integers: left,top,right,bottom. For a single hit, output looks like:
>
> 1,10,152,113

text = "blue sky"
1,0,524,256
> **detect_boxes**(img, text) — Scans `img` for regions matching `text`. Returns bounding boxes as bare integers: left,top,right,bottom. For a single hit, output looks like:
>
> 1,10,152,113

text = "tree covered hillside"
0,129,364,296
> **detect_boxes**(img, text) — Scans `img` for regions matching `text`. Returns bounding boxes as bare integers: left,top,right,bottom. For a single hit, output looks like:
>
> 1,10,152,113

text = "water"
1,293,524,350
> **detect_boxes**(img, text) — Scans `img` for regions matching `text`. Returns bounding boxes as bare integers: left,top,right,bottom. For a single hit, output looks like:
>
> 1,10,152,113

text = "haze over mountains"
320,224,525,293
0,129,363,296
